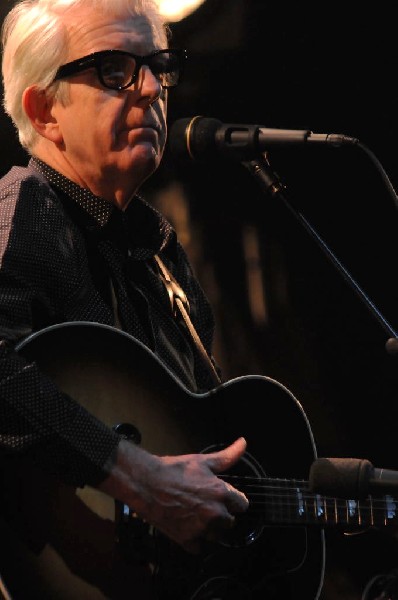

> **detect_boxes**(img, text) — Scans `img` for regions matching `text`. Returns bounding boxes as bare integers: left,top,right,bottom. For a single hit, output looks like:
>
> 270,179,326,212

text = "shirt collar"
30,157,114,227
29,157,176,258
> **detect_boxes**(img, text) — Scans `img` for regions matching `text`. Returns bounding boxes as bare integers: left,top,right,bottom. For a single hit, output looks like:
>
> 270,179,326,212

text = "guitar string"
227,491,395,526
222,474,398,499
216,475,396,524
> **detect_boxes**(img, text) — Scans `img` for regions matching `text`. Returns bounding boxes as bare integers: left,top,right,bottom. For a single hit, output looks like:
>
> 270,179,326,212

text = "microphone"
309,457,398,499
168,115,359,161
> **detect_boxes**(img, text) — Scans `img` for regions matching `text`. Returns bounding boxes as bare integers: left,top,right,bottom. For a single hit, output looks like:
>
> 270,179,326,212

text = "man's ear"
22,85,63,144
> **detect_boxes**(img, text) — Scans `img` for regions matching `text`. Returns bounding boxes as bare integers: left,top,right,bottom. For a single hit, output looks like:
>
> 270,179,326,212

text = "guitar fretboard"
224,475,398,530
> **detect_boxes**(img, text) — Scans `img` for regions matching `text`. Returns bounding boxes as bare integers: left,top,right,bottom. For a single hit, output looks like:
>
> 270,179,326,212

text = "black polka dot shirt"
0,158,217,487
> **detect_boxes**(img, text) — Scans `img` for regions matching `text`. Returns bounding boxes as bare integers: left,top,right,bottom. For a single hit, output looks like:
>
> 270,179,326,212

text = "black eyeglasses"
53,48,187,90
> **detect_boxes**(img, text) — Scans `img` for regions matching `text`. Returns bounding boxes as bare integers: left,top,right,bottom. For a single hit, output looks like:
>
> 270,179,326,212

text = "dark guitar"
0,322,397,600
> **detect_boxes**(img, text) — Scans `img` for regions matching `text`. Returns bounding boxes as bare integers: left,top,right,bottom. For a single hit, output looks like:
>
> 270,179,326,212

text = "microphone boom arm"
242,154,398,350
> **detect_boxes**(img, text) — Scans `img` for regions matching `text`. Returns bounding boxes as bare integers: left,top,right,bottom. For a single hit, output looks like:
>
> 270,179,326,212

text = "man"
0,0,248,596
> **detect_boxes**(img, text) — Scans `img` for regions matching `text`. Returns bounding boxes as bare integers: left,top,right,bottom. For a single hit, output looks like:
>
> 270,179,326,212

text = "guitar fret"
337,498,350,526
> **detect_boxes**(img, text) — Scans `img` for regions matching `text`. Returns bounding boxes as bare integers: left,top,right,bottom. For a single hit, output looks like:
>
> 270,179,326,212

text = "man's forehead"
65,13,158,56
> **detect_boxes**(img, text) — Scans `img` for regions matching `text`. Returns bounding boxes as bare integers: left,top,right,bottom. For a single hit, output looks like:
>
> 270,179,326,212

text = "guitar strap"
109,276,122,330
154,255,221,387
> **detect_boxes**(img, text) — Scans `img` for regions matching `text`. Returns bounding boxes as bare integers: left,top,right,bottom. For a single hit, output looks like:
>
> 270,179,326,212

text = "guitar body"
0,321,325,599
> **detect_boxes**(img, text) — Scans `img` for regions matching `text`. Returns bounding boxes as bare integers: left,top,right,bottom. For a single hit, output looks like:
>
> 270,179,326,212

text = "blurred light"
157,0,206,22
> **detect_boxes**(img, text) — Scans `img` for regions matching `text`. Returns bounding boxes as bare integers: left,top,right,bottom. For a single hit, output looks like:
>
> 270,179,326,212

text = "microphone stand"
241,152,398,355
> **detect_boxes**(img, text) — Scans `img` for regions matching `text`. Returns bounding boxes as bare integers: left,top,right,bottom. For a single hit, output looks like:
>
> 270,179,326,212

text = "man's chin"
135,140,160,159
116,147,161,187
130,143,162,172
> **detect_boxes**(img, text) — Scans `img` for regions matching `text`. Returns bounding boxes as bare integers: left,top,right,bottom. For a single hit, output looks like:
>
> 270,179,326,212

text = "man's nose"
135,65,163,103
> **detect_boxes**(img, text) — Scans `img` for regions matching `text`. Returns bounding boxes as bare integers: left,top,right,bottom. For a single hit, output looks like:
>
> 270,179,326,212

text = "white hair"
1,0,169,150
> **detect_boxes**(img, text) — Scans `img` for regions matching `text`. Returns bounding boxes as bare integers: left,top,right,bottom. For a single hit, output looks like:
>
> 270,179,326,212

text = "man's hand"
98,437,249,553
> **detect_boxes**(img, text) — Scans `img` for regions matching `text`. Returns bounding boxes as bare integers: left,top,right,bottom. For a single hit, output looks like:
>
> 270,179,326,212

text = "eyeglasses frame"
53,48,187,90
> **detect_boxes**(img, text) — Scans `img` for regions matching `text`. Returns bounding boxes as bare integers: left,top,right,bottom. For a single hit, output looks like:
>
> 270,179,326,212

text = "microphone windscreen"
309,457,374,499
168,116,222,160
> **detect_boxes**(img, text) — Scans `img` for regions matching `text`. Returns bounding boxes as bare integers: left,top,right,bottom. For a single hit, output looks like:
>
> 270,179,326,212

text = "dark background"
2,2,398,598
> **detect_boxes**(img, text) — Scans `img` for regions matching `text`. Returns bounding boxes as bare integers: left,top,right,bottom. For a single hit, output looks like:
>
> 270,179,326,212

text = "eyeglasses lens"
100,52,179,90
150,53,179,87
101,55,135,89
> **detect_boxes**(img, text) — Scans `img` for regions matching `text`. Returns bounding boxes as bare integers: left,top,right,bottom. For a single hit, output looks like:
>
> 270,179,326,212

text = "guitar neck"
226,475,398,530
